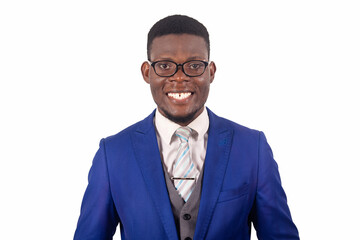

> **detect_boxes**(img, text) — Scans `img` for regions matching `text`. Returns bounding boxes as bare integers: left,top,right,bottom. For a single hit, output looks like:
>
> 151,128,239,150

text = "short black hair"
147,15,210,60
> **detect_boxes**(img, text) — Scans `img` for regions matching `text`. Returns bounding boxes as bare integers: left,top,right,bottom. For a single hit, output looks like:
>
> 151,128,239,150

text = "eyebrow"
187,56,206,61
154,56,207,62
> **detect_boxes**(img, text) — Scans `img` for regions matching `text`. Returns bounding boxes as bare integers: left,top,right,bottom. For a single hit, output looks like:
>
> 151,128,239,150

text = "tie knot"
175,126,192,142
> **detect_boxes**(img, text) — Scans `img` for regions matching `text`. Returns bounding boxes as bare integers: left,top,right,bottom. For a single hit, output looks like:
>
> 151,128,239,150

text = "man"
74,15,299,240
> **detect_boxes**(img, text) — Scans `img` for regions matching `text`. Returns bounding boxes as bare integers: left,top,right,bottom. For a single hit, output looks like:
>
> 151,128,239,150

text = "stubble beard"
161,107,201,126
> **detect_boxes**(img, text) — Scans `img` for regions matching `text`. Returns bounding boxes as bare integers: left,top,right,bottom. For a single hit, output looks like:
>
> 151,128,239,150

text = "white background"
1,0,359,239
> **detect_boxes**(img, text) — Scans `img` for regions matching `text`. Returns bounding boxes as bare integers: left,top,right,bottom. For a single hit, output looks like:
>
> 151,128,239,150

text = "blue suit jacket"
74,109,299,240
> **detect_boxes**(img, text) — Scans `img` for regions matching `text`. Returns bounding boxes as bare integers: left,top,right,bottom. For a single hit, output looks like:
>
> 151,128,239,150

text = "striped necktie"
172,126,199,202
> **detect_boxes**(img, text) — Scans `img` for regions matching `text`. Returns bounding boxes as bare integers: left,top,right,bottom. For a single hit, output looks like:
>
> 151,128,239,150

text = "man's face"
141,34,216,126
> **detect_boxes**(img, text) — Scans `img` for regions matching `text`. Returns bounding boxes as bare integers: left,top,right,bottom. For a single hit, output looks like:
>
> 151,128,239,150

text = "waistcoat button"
183,214,191,220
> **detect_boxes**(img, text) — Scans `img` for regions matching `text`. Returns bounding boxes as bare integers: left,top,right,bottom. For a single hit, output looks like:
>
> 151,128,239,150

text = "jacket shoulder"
223,117,259,134
209,110,261,139
103,111,155,145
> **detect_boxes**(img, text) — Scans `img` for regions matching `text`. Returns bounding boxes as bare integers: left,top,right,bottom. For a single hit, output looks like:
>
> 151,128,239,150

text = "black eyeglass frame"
150,60,209,77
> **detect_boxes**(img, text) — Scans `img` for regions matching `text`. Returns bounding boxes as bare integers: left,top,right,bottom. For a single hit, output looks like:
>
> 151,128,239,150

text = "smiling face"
141,34,216,126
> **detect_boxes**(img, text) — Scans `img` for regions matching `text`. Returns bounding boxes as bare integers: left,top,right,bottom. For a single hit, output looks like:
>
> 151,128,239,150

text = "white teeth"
168,92,191,100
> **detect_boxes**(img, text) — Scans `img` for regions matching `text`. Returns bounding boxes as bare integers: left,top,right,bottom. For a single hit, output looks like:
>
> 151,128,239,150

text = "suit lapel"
131,112,178,240
194,109,234,240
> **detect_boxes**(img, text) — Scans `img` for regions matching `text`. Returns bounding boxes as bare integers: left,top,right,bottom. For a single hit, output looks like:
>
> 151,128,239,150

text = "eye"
158,63,170,70
189,63,200,69
186,61,205,70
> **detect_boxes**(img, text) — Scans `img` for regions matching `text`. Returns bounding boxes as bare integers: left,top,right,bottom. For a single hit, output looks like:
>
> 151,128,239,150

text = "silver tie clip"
171,177,195,180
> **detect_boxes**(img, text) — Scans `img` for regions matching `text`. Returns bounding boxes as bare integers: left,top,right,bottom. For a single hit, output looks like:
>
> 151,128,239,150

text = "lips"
167,92,192,100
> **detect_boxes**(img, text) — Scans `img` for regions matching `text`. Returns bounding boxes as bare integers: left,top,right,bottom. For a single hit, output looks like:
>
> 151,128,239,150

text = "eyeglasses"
150,60,209,77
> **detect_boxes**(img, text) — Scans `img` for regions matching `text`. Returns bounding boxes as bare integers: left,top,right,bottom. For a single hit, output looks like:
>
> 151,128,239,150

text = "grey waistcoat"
163,167,204,240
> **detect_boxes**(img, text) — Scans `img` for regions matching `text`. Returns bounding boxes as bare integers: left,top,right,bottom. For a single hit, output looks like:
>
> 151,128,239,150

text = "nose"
169,65,189,82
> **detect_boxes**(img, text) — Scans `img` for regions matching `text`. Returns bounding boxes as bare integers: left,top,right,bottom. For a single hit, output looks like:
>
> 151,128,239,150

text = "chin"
163,109,198,125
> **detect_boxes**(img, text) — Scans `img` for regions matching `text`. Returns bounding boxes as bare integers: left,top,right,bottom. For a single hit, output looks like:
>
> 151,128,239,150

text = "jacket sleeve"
74,139,119,240
251,132,299,239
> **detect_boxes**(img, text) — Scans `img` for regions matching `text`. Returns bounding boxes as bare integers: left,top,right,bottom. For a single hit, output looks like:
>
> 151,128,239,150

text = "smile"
167,92,192,100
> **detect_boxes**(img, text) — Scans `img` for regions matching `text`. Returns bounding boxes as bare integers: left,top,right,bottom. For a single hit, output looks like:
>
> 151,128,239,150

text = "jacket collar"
193,108,234,240
130,110,178,240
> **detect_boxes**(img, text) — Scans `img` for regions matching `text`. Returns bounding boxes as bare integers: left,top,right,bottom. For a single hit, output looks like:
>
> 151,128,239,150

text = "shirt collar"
154,107,209,145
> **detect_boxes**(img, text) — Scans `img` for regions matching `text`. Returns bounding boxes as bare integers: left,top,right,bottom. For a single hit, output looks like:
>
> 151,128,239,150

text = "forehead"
150,34,208,61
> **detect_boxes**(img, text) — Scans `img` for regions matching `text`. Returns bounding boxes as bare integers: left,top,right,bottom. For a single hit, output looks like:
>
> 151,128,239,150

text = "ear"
209,61,216,83
141,61,150,84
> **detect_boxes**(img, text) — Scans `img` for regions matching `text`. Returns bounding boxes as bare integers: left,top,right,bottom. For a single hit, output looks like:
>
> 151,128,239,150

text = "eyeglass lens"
154,61,206,77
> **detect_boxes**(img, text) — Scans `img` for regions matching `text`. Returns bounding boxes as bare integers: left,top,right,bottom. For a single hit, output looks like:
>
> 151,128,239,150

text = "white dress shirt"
154,108,209,182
